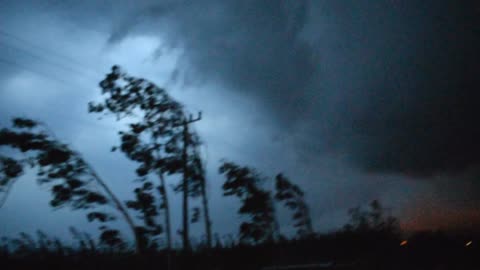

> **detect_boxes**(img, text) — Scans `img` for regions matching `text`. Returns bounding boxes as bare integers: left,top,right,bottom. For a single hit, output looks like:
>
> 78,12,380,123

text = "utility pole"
180,111,201,252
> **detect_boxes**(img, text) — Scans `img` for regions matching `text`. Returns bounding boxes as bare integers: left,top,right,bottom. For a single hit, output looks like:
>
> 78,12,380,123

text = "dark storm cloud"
3,0,479,177
304,1,480,174
106,0,480,176
100,0,319,126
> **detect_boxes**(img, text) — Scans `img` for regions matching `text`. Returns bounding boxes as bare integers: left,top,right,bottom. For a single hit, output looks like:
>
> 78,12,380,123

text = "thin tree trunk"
178,113,201,251
270,180,280,241
200,176,212,248
0,178,18,208
152,136,172,269
304,204,314,235
158,172,172,250
89,168,141,253
271,198,281,242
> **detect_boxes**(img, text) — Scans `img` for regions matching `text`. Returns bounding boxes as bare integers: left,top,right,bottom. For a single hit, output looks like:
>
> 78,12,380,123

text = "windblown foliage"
126,180,163,250
0,118,134,251
275,174,314,238
89,65,211,249
219,162,276,244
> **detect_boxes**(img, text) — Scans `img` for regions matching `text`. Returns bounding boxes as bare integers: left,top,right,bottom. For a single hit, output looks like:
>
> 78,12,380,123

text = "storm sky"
1,0,479,245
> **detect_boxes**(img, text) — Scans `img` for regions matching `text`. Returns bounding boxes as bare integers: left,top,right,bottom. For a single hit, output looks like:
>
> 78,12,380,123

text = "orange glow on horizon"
401,205,480,232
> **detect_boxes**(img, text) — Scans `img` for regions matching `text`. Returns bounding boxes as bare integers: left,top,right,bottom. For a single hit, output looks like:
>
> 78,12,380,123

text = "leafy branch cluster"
0,118,129,251
275,174,314,238
88,65,210,251
126,180,163,250
219,162,277,244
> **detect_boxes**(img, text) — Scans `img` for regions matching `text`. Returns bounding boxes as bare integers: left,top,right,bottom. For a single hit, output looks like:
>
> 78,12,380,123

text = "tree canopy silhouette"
275,173,314,238
0,118,141,252
89,65,211,250
344,199,400,236
219,161,276,244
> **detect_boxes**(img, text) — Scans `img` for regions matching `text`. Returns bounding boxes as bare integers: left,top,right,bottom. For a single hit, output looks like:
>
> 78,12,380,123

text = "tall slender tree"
89,65,181,250
193,146,213,249
172,132,212,248
0,118,140,252
89,65,209,250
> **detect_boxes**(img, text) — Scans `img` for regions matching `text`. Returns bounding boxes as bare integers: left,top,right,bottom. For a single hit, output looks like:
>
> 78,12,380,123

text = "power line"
0,30,92,69
0,57,73,86
0,30,102,75
0,57,98,94
0,26,111,87
0,38,99,81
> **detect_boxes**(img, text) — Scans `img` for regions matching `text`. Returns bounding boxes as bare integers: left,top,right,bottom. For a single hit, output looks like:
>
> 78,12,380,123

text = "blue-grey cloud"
85,0,480,176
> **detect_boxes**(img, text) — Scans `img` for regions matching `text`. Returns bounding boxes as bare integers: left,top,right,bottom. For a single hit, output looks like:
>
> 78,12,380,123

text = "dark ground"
1,231,478,270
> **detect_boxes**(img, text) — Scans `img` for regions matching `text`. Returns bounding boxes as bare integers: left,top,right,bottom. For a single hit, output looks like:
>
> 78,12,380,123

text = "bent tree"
0,118,141,252
89,65,211,250
89,65,180,250
190,144,212,248
219,161,276,244
275,174,314,238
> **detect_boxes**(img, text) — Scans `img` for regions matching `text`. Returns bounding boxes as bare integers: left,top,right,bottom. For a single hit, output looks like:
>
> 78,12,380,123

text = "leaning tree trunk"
303,203,314,235
89,167,141,253
151,137,172,251
271,200,281,242
158,172,172,250
200,176,212,248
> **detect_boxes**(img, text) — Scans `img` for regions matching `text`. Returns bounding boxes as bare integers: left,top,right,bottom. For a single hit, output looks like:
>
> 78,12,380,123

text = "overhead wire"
0,28,108,93
0,40,99,81
0,57,74,86
0,29,102,76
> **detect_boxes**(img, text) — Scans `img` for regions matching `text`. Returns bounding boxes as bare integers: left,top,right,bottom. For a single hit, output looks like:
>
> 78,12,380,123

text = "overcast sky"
1,0,479,245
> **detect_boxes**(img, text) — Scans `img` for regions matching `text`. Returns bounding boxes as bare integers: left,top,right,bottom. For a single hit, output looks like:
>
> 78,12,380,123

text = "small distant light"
400,240,408,246
465,241,472,247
